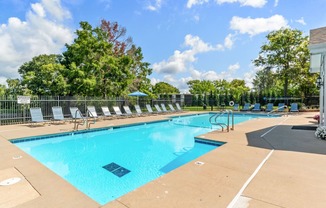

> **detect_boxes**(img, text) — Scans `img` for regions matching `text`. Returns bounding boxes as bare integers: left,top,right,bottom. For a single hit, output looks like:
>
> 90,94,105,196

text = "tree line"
0,22,319,104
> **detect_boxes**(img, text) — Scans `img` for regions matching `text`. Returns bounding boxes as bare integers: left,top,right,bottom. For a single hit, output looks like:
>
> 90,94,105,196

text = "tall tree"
62,21,133,97
18,54,67,95
187,80,215,95
253,28,309,97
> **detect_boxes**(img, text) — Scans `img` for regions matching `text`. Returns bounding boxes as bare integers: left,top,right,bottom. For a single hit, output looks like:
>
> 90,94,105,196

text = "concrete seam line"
227,149,274,208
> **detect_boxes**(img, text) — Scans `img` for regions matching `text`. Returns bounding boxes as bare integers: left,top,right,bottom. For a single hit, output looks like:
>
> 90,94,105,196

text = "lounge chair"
113,106,128,118
266,103,273,112
154,104,164,114
233,104,239,111
242,103,250,111
52,106,67,123
70,107,83,119
87,106,101,120
277,103,285,112
168,104,177,112
175,103,183,112
161,103,171,113
135,105,146,116
30,107,49,125
146,104,157,115
123,106,136,117
252,103,261,111
101,106,114,119
290,103,299,112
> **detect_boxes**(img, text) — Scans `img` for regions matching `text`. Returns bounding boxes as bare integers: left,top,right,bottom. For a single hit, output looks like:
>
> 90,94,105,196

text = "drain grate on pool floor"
102,162,130,177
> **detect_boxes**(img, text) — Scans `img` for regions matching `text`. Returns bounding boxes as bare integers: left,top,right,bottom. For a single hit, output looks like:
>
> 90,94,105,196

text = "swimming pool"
12,113,274,205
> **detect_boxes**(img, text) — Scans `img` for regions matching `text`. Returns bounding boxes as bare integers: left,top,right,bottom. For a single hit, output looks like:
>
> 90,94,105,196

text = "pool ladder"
209,110,234,132
73,109,96,131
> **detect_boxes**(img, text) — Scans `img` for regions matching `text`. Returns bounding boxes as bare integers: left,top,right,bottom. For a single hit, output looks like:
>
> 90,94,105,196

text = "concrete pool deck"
0,111,325,208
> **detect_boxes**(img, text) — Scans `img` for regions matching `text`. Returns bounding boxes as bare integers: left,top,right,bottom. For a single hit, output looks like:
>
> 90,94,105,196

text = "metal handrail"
86,109,96,129
209,110,234,132
73,109,85,131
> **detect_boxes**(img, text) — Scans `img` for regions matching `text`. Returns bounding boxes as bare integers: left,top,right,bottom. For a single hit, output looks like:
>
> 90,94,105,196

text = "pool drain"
195,161,205,166
0,177,21,186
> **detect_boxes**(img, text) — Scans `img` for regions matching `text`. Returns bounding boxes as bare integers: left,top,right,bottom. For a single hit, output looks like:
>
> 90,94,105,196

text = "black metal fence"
0,96,184,125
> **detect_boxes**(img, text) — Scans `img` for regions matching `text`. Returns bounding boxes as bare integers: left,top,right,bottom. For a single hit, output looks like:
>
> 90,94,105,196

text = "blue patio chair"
277,103,285,112
242,103,250,111
233,104,239,111
290,103,299,112
266,103,273,112
252,103,261,111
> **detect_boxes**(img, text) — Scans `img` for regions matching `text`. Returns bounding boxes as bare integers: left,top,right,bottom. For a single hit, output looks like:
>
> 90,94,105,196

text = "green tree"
254,28,309,97
18,54,68,95
153,82,180,95
62,21,139,97
229,79,250,103
187,80,215,94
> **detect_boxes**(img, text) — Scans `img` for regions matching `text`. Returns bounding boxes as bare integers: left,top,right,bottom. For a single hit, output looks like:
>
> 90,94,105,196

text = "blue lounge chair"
252,103,261,111
266,103,273,112
30,107,49,125
242,103,250,111
233,104,239,111
290,103,299,112
278,103,285,112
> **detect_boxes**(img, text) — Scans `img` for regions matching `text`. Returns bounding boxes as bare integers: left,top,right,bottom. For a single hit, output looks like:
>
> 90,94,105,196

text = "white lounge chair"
175,103,183,112
70,107,83,119
123,106,136,117
168,104,177,112
113,106,128,118
87,106,101,120
30,107,49,125
101,106,114,119
135,105,146,116
146,104,157,115
154,104,164,114
160,103,171,113
52,106,67,123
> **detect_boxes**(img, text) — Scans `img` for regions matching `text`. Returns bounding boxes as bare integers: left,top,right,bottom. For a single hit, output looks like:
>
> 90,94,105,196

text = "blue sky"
0,0,326,92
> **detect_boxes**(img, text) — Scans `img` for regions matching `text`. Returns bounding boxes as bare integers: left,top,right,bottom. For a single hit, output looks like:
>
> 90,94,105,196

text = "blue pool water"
12,113,274,205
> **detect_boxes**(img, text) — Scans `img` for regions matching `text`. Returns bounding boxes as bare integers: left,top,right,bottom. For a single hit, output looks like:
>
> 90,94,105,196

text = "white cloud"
187,0,209,8
0,0,73,80
152,33,235,75
274,0,279,7
228,63,240,72
295,17,306,25
230,14,288,36
215,0,267,8
146,0,163,11
224,33,235,49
